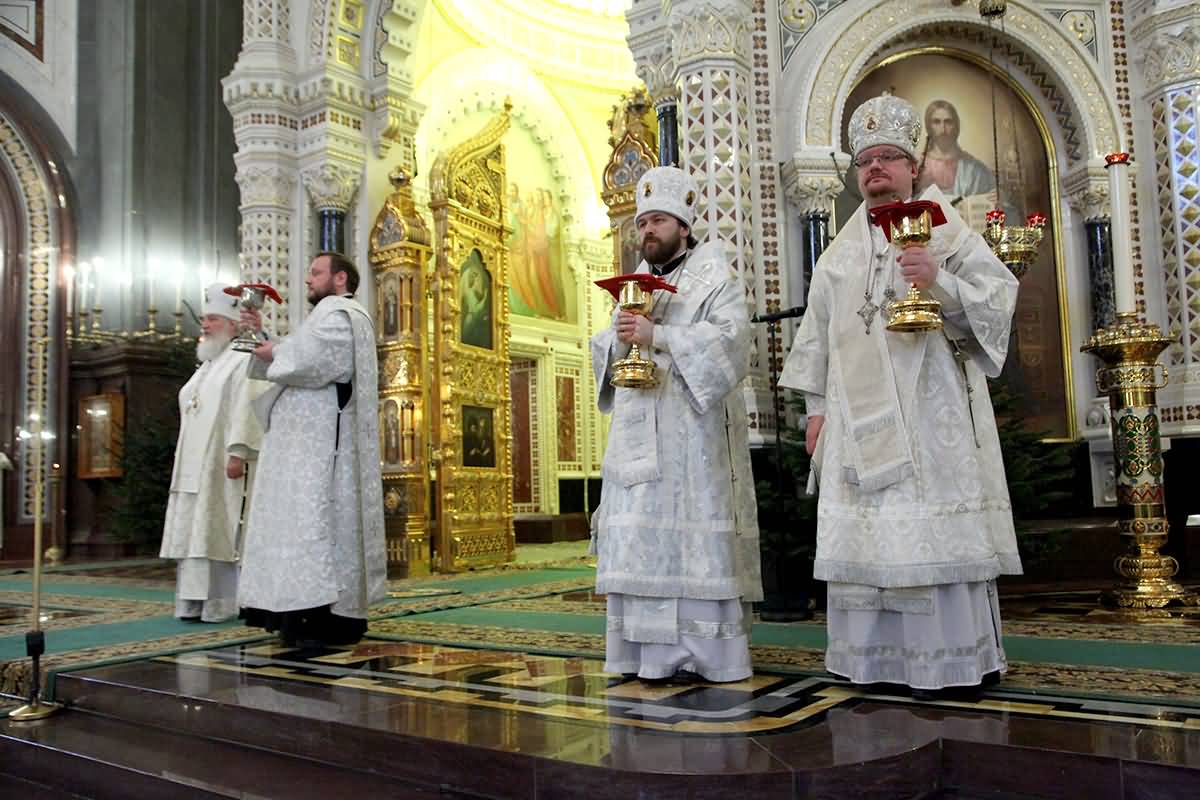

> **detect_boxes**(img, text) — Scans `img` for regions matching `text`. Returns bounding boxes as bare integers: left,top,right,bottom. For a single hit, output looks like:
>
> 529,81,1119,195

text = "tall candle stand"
6,339,63,721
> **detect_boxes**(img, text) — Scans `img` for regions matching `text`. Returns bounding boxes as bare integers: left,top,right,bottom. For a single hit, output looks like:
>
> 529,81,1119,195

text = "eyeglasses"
853,151,910,169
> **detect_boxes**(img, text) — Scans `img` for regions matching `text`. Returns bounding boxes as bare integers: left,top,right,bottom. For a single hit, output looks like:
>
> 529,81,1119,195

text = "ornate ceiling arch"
794,0,1120,164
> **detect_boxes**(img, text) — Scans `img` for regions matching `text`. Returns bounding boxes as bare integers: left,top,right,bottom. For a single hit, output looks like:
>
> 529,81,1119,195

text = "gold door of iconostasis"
428,105,516,572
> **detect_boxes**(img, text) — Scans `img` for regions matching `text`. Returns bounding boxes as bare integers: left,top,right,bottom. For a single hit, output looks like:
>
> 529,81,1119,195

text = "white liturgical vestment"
238,295,386,620
590,241,763,682
780,186,1022,689
160,343,263,622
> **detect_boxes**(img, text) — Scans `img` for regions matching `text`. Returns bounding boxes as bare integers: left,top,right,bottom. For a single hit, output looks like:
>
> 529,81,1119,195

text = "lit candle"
147,257,159,308
78,260,92,310
1105,153,1135,314
174,260,184,313
91,256,105,308
63,263,76,319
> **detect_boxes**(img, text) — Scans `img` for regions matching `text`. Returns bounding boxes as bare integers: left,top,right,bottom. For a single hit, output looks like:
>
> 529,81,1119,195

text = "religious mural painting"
462,405,496,469
459,249,493,350
841,53,1068,438
502,127,578,324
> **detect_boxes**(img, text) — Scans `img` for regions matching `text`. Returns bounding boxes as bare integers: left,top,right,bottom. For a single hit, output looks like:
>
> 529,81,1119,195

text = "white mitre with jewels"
848,94,922,160
635,166,700,227
203,283,240,321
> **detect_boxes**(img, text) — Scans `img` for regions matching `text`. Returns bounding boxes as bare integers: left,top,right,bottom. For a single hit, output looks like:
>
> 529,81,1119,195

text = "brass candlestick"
7,339,63,721
985,210,1047,281
611,281,658,388
886,210,943,333
1082,312,1197,610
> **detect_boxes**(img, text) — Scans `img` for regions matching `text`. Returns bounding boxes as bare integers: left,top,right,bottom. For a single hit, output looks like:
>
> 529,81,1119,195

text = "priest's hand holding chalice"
868,200,946,333
225,283,283,354
595,273,678,389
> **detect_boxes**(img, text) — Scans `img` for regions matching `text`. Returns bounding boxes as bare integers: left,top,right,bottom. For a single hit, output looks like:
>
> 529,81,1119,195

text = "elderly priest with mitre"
160,283,264,623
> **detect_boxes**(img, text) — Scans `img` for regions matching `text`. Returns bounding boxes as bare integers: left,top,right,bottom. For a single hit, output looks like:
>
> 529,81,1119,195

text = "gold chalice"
886,210,943,333
611,281,658,388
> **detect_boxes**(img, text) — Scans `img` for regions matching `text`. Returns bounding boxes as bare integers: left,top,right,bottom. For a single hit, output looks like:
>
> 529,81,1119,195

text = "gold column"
1082,312,1197,609
369,167,432,579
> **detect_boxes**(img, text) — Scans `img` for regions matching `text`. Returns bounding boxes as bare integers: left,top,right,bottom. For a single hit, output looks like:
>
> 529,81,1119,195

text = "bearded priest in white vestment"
780,94,1022,698
238,252,386,646
590,166,763,683
159,284,263,623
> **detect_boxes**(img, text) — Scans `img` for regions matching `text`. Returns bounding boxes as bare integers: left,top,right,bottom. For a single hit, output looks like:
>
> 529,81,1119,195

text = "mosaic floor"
153,641,1200,736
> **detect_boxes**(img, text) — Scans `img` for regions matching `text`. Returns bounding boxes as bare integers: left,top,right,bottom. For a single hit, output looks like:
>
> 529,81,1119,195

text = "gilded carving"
429,104,516,572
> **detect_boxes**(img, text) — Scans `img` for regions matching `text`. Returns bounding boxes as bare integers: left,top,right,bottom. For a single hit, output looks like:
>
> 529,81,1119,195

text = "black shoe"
911,684,985,702
860,682,909,696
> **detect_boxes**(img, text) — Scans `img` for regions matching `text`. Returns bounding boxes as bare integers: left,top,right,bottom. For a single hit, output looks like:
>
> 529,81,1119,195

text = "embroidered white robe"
238,295,387,620
590,242,762,681
160,344,263,621
780,186,1021,688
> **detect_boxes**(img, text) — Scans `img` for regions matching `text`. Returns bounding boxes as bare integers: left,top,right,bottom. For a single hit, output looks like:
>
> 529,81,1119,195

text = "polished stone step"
0,769,91,799
46,645,1200,800
0,708,473,799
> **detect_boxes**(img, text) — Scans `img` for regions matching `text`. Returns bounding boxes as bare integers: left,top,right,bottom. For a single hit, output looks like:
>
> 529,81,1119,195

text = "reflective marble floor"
2,638,1194,799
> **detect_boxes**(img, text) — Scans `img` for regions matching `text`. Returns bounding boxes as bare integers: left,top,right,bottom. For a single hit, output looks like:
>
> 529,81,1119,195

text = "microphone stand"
749,307,812,621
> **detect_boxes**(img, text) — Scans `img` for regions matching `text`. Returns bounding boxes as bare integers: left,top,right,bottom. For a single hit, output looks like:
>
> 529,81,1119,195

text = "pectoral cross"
857,299,880,333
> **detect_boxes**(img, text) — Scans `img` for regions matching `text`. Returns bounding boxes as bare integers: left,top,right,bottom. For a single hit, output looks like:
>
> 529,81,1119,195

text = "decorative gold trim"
862,46,1077,441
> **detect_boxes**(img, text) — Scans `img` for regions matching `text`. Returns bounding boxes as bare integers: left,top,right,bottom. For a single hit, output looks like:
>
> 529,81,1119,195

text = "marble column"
656,100,679,167
1132,6,1200,437
632,39,678,167
1066,164,1116,331
302,163,362,256
782,156,847,305
667,0,768,435
223,0,298,335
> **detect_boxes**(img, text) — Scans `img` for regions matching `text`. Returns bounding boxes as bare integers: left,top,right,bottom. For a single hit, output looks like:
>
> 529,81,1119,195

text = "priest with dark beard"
159,284,264,622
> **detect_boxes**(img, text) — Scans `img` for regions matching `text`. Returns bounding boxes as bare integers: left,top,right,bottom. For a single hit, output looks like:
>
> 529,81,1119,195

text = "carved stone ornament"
301,162,362,214
782,156,850,216
1141,23,1200,92
669,0,752,66
235,165,297,209
1063,163,1111,222
634,46,677,105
